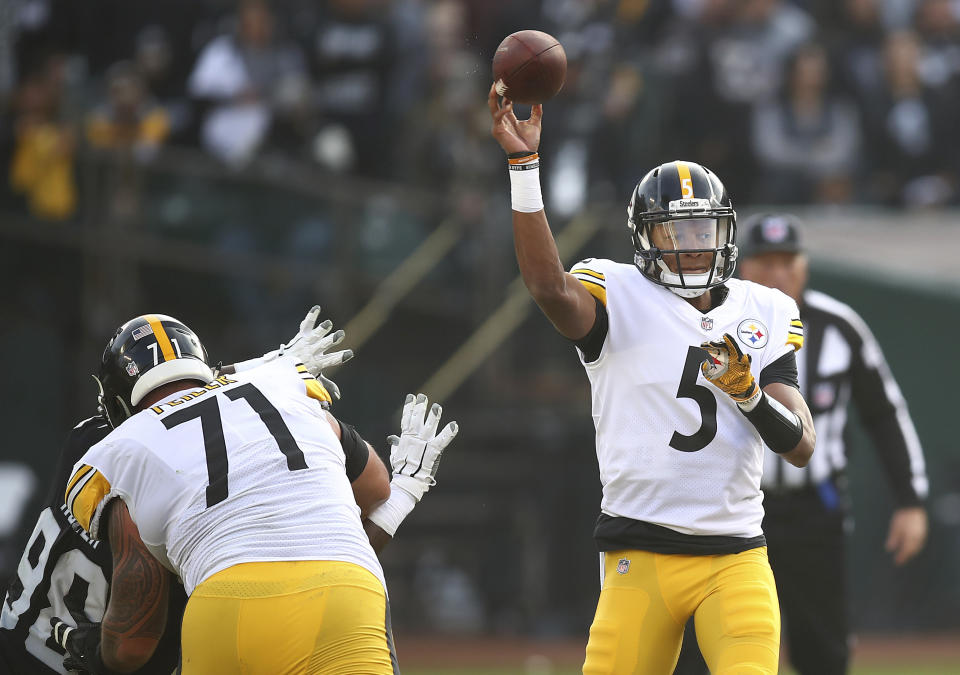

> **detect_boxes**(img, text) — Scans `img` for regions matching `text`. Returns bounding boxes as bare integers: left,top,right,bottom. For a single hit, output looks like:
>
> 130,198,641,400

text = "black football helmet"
627,160,737,298
95,314,214,428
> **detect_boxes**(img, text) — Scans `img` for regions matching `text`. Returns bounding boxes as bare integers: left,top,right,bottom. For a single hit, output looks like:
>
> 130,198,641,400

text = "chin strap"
667,285,709,298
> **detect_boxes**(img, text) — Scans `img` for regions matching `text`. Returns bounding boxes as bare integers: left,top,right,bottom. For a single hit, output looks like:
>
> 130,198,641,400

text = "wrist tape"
367,482,419,536
231,356,267,373
740,391,803,454
508,152,543,213
734,383,762,409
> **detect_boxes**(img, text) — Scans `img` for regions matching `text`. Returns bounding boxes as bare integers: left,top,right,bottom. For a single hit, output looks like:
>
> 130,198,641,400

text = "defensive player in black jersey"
0,307,352,674
0,415,183,675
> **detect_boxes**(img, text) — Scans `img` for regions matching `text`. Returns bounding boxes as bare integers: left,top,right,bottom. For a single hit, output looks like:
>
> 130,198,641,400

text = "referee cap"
739,213,804,259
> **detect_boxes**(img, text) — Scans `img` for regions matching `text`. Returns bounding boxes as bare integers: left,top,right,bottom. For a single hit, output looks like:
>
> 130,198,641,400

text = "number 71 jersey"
64,358,384,596
571,259,802,540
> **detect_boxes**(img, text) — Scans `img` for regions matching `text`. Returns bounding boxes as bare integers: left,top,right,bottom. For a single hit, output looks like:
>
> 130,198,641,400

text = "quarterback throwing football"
489,85,816,674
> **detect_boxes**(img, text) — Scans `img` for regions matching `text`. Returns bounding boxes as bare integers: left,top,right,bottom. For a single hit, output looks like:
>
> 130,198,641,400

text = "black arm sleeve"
337,421,370,483
759,350,800,390
848,326,926,506
571,296,609,363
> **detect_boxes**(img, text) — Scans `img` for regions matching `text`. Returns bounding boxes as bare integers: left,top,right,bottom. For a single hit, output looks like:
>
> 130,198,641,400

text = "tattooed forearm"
101,499,169,670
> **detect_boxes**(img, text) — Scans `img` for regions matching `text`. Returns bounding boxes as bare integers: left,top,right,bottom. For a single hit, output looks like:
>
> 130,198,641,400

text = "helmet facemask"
94,374,132,429
629,199,738,298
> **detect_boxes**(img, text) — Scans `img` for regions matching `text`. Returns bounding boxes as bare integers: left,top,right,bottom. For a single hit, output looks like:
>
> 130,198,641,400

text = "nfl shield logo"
617,558,630,575
762,217,790,242
701,317,713,331
813,382,835,408
125,361,139,377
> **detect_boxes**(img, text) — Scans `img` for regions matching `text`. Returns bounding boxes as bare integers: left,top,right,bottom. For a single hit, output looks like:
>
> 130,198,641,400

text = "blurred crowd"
1,0,960,223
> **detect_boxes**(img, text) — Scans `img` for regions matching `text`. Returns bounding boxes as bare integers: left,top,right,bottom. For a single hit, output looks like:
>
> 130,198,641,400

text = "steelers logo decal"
737,319,769,349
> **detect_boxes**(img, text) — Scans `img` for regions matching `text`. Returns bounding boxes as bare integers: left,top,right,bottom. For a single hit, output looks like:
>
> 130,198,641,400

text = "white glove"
368,393,459,537
234,306,353,399
389,393,459,501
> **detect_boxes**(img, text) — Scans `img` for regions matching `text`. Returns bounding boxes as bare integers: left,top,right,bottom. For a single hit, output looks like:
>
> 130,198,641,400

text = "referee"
674,213,929,675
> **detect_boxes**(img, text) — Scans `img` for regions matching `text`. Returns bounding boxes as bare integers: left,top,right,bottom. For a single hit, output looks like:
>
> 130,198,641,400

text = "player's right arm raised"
488,84,596,340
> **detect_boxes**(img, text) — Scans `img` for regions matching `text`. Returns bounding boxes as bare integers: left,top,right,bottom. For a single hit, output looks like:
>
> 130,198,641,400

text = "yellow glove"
700,333,760,406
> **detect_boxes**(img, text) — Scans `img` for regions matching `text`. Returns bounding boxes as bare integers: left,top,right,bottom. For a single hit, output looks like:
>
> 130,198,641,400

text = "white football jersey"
570,259,802,539
65,358,384,595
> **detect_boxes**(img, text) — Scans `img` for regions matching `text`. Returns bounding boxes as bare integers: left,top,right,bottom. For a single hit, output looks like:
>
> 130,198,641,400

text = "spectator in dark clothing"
829,0,888,111
751,42,861,203
861,30,959,206
660,0,815,200
310,0,404,177
134,26,192,139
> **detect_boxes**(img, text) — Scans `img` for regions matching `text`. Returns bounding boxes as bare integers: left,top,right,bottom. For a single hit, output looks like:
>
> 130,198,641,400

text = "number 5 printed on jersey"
669,346,718,452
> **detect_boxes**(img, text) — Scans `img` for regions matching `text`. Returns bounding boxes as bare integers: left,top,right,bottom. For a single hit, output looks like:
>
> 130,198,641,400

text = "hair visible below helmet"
95,314,214,428
627,160,738,298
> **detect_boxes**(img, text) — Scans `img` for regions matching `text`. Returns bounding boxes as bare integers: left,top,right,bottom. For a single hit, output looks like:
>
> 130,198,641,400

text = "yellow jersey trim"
576,278,607,306
64,464,94,504
570,268,605,281
69,470,112,533
305,379,332,405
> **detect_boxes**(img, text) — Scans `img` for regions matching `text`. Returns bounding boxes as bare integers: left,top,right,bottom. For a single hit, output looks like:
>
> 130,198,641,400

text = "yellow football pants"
180,560,398,675
583,547,780,675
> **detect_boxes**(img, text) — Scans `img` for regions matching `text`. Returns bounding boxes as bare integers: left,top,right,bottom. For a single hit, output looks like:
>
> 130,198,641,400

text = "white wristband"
367,482,418,537
736,387,763,412
508,153,544,213
231,356,267,373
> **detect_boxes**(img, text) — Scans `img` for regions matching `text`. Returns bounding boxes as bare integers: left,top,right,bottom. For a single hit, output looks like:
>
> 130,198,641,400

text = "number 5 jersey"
64,358,385,597
569,259,803,554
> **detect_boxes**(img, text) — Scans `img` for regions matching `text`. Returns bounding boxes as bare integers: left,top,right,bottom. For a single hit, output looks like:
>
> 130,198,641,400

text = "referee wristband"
508,152,543,213
741,392,803,454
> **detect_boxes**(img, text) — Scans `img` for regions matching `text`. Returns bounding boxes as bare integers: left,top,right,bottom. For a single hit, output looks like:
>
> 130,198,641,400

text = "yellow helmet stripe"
676,161,694,199
145,314,177,362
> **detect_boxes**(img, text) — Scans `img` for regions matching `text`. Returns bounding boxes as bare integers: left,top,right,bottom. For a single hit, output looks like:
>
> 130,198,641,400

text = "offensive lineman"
52,312,457,674
0,307,354,674
489,86,816,673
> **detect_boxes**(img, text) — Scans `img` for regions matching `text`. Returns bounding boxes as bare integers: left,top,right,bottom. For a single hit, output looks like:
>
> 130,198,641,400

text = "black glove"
63,655,92,674
50,617,121,675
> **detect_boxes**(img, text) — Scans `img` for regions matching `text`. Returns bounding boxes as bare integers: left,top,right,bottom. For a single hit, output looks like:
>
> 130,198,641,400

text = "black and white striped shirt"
761,289,928,506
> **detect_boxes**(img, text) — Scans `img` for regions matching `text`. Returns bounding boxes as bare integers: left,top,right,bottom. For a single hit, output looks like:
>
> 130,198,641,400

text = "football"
492,30,566,104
